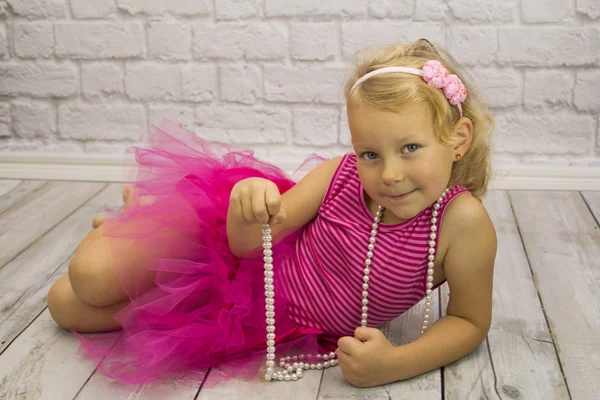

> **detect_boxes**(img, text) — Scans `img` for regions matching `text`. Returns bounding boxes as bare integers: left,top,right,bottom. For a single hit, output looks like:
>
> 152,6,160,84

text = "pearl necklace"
261,188,449,382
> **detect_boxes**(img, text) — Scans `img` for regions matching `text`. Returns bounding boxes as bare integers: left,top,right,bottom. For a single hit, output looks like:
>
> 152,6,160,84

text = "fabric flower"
443,74,467,105
422,60,449,89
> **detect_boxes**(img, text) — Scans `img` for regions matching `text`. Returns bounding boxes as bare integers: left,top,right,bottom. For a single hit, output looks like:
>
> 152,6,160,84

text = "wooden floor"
0,179,598,400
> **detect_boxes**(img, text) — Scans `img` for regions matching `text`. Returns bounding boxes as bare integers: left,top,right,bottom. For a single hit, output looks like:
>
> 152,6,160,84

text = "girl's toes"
122,185,135,205
92,217,105,229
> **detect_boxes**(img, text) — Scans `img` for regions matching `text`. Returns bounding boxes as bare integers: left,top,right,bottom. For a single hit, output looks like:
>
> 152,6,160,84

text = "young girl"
47,39,497,388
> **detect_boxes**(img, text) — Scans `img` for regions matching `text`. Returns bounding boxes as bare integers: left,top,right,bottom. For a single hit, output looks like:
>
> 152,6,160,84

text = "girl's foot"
92,185,136,228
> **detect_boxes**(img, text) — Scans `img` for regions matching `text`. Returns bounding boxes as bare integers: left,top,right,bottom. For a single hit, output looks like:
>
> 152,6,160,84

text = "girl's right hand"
229,178,287,225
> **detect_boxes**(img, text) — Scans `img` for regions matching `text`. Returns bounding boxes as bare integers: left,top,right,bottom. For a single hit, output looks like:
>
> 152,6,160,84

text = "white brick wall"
0,0,598,169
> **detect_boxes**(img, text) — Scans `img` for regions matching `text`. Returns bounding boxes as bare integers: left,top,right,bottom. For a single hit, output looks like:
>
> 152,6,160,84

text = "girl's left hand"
336,327,399,388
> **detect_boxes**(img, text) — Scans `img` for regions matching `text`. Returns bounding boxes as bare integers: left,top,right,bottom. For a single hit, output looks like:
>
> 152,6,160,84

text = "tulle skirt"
73,120,332,386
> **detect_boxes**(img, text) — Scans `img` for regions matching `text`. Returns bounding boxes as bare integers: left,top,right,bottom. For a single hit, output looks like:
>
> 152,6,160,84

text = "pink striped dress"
281,153,470,336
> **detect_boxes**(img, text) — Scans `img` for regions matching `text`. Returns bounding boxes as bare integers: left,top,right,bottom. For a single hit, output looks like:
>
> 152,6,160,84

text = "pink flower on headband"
422,60,448,89
422,60,467,105
443,74,467,105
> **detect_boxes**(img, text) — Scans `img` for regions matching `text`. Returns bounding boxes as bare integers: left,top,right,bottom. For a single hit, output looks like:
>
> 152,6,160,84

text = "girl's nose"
381,163,405,184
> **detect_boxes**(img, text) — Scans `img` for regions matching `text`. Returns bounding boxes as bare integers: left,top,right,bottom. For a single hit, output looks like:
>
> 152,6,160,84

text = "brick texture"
0,0,596,170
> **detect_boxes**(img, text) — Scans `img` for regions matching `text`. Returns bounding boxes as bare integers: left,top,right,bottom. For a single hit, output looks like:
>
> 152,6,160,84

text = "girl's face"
348,102,456,223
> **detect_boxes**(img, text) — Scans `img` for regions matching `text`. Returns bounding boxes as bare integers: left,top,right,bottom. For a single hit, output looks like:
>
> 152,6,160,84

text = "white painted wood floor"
0,179,598,400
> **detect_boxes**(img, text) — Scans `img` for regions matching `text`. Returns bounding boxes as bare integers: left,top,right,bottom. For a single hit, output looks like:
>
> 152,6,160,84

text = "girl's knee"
68,227,125,307
47,276,79,330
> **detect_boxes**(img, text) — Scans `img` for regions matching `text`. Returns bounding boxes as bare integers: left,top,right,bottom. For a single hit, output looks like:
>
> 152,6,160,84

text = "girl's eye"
404,144,420,153
362,152,378,160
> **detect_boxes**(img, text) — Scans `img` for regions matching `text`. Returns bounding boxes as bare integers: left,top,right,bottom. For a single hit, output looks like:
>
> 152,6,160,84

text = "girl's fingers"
265,184,281,218
252,187,270,224
238,187,255,223
230,193,245,223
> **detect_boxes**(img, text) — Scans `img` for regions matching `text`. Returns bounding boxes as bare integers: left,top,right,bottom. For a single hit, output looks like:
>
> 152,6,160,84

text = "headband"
350,60,467,117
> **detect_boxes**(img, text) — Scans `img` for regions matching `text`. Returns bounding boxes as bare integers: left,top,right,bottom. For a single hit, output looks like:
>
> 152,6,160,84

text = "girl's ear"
453,117,473,159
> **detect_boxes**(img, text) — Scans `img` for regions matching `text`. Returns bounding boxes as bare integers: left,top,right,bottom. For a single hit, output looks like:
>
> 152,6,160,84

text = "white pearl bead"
316,363,323,370
429,240,436,247
362,306,368,312
428,261,434,268
431,225,437,232
426,289,432,295
426,295,432,301
267,360,275,367
428,255,435,261
432,210,439,217
362,283,369,290
361,313,368,319
427,276,434,282
279,360,285,367
277,375,284,381
368,243,374,250
362,291,369,298
369,237,376,243
430,233,437,239
363,276,369,283
263,249,273,256
267,346,275,353
362,298,368,305
287,366,293,373
267,333,275,340
291,374,298,381
329,351,335,359
265,374,272,381
266,353,275,360
365,259,372,266
428,248,435,254
367,251,373,258
361,319,367,326
427,282,433,289
364,267,370,274
310,364,316,369
264,256,273,262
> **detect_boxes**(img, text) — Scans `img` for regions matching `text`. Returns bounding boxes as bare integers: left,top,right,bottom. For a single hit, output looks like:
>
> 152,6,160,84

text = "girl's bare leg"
48,274,128,332
48,184,160,331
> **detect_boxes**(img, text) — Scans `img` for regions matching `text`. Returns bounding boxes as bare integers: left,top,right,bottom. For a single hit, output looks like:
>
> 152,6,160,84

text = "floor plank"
0,181,106,270
0,183,114,354
581,192,600,223
317,294,441,400
443,191,569,399
75,372,203,400
510,191,600,400
0,180,46,214
0,180,22,198
198,367,322,400
0,310,98,400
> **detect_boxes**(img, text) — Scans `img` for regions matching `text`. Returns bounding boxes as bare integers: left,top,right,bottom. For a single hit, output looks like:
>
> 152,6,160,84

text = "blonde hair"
344,39,494,199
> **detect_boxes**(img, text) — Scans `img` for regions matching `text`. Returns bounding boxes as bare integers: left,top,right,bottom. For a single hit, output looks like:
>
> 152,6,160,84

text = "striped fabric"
280,153,470,336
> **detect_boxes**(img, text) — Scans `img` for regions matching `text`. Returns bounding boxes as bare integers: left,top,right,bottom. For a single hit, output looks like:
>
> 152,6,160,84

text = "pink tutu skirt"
73,120,333,386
